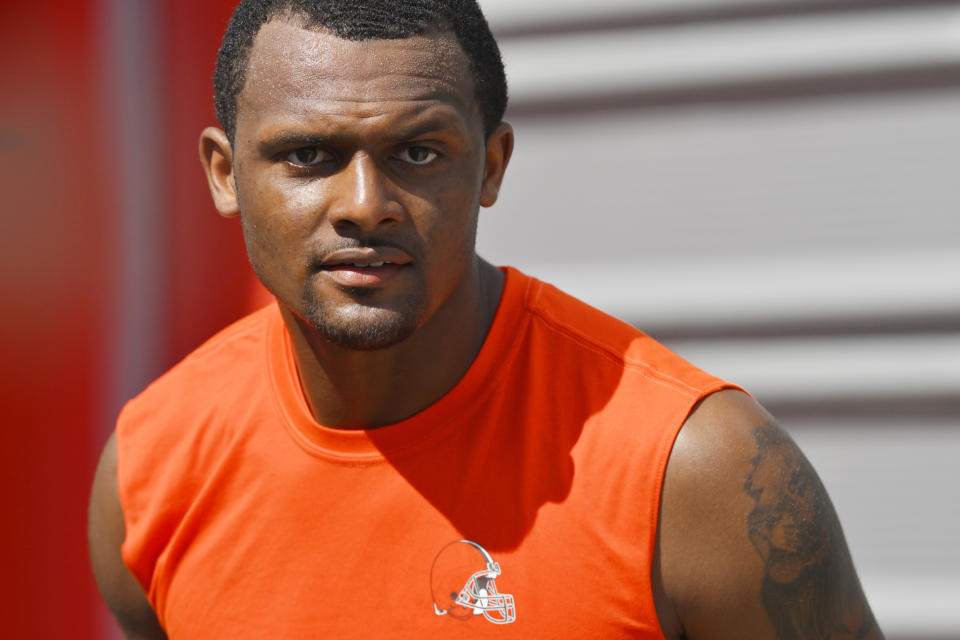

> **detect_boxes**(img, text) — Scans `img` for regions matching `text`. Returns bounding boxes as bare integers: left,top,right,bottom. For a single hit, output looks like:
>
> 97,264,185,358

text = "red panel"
159,0,268,369
1,1,274,633
0,1,113,636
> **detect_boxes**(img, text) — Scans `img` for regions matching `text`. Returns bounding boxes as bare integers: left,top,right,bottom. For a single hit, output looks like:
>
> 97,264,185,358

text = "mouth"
317,247,412,287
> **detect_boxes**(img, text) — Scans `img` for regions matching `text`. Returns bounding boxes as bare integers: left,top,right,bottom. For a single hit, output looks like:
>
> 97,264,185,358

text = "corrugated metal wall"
479,1,960,638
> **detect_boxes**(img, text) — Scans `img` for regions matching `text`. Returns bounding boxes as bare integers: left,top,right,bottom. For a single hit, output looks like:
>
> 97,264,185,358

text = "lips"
318,246,412,287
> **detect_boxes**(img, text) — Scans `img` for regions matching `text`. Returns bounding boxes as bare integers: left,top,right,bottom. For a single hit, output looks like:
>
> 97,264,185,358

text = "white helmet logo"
430,539,516,624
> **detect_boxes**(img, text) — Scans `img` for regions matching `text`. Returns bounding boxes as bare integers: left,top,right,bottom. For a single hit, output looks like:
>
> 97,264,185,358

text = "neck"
280,259,504,428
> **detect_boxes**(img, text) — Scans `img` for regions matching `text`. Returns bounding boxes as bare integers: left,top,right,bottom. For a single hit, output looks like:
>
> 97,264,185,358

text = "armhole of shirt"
645,381,745,638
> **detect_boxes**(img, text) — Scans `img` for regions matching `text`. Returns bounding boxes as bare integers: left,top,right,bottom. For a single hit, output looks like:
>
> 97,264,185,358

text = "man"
88,1,883,638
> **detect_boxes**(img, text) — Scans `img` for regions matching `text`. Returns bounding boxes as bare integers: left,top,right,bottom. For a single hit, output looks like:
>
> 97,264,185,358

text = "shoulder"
116,304,276,478
145,303,274,389
121,304,275,425
116,300,278,463
524,276,650,364
524,276,724,395
655,389,882,640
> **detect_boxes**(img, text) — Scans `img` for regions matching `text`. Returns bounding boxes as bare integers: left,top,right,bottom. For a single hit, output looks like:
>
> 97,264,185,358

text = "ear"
199,126,240,218
479,122,514,208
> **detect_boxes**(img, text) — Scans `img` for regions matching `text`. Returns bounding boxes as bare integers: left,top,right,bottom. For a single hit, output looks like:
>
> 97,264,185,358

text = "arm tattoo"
744,423,878,640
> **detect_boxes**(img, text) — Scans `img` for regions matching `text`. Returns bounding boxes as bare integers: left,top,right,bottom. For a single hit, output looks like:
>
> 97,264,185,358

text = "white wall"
479,2,960,637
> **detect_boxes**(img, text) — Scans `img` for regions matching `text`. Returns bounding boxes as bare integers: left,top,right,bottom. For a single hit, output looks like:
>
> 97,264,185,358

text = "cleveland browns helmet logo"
430,539,516,624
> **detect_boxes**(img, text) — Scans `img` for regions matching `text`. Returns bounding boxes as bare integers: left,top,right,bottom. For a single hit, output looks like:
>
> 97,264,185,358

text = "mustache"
308,236,418,266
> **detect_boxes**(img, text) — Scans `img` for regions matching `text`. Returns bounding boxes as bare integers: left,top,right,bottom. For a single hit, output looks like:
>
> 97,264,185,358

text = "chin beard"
300,292,426,351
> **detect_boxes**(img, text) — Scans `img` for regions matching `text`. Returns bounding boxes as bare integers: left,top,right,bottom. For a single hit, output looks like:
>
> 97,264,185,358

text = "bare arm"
654,390,883,640
88,432,168,640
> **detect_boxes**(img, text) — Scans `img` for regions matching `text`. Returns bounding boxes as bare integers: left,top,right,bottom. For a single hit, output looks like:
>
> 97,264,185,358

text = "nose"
326,153,403,232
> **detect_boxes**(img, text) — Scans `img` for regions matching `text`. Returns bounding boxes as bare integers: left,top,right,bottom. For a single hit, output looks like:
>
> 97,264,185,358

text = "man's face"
225,20,505,349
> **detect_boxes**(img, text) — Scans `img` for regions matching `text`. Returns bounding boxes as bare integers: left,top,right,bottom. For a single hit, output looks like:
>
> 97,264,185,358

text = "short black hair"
213,0,507,143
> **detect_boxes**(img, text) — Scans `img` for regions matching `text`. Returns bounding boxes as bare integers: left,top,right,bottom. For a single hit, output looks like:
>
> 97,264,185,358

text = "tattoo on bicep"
744,423,878,640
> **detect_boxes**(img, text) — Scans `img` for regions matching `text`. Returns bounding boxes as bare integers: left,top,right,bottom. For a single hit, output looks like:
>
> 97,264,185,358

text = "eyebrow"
384,113,468,142
256,110,470,154
257,134,329,154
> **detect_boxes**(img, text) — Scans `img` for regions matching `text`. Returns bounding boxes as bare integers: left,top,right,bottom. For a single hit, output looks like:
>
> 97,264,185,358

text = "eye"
284,147,332,167
397,145,438,165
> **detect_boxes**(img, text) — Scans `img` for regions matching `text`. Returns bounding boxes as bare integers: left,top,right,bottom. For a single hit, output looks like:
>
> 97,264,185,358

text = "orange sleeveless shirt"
117,267,734,638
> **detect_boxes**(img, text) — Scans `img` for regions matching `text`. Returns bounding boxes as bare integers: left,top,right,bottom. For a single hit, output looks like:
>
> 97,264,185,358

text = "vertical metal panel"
96,1,164,636
102,0,165,414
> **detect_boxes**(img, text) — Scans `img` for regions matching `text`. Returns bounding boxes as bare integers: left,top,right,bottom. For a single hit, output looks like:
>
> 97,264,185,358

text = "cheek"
240,178,322,241
239,186,323,287
415,181,481,245
240,215,290,286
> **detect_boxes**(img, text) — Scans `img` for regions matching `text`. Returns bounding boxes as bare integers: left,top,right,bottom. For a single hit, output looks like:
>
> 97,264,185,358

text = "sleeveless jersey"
117,267,735,638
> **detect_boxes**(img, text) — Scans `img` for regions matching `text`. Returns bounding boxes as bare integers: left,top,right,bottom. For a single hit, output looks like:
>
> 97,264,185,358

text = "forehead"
237,20,479,134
